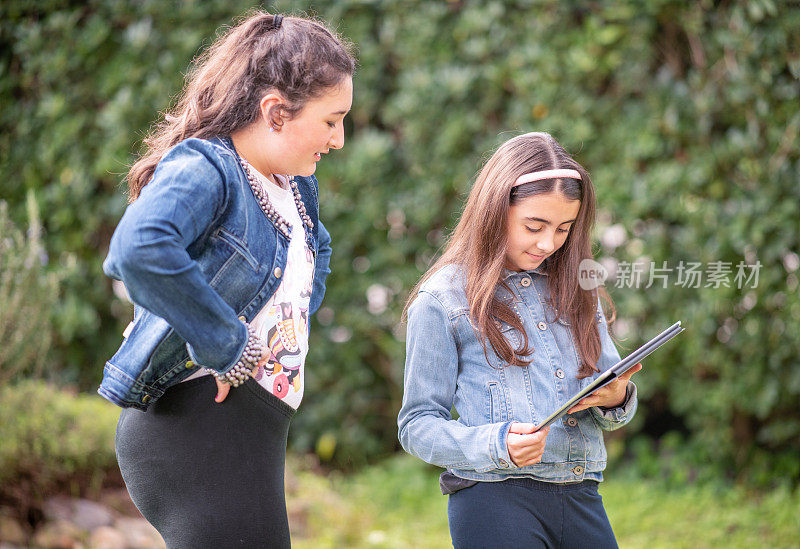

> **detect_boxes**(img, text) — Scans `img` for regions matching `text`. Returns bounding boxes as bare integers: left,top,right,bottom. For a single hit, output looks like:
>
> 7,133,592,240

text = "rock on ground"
43,497,115,531
32,519,85,548
0,514,28,545
88,525,127,549
114,517,165,549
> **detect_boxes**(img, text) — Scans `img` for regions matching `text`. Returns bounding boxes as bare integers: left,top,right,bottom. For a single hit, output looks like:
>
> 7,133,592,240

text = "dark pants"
448,477,618,549
115,375,295,548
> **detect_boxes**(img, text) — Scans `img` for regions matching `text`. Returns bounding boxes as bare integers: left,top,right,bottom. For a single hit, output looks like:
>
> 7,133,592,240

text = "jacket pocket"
486,381,509,422
499,321,521,347
215,227,258,271
583,418,608,463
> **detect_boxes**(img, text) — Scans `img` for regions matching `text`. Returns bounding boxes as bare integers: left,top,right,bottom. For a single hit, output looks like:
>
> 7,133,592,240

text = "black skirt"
115,375,295,548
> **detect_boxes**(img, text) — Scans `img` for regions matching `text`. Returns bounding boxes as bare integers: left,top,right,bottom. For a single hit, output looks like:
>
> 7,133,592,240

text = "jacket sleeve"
592,381,638,431
309,219,332,316
103,140,247,374
590,301,638,431
398,291,514,472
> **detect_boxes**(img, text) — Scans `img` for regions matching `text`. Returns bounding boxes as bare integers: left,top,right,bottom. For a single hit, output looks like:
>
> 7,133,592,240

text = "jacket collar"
502,262,550,281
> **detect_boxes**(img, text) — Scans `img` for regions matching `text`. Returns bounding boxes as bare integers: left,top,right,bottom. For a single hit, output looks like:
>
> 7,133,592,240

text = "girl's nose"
329,124,345,150
537,233,555,253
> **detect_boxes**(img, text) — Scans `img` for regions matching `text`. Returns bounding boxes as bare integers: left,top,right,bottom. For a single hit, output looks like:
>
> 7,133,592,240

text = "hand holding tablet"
566,362,643,414
533,321,685,431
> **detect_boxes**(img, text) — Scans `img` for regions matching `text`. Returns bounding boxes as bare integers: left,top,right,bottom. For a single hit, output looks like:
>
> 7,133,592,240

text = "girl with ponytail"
101,11,354,547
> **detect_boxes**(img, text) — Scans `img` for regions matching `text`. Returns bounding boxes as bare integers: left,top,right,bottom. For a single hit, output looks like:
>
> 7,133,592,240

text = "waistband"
148,374,296,420
501,477,599,492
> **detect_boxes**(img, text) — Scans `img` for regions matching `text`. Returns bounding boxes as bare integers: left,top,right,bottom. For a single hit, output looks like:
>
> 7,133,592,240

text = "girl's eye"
327,121,336,128
525,226,542,233
557,227,570,234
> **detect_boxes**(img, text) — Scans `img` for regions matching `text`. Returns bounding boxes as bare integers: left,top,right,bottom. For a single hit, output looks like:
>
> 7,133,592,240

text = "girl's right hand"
214,353,268,403
506,423,550,467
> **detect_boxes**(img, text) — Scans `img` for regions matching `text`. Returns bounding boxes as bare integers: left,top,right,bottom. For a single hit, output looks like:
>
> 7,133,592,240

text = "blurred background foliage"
1,0,798,487
0,196,59,384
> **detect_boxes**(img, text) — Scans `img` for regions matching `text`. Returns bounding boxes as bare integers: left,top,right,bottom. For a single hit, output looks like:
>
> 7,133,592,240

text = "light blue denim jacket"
99,136,331,410
398,264,637,483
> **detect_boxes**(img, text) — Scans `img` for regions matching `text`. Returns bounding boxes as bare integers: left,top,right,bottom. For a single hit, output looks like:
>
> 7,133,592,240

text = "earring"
269,126,275,133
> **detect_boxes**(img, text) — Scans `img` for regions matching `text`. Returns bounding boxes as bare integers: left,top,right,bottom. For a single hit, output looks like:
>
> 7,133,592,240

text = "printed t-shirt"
184,164,314,409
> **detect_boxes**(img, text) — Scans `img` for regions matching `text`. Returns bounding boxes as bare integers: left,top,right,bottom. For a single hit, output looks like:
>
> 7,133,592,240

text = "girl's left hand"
567,363,642,414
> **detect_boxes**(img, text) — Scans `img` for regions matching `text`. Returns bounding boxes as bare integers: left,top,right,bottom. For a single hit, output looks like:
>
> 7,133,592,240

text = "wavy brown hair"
408,132,614,378
126,11,355,201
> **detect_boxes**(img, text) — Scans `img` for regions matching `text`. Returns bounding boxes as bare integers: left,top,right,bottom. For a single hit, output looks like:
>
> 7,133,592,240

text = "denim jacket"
398,264,637,483
98,136,331,410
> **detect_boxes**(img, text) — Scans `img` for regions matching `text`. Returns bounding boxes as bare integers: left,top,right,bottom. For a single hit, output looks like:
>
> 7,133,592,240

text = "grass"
603,473,800,549
288,454,449,548
287,454,800,549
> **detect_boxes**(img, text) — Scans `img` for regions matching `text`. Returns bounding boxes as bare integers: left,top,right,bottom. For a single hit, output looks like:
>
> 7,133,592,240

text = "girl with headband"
100,12,354,547
398,132,641,548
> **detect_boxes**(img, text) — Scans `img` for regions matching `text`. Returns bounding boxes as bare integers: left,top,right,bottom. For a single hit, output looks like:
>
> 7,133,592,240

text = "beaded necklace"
235,155,314,241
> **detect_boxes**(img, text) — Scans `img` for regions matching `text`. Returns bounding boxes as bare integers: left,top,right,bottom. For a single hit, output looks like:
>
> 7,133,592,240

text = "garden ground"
289,454,800,549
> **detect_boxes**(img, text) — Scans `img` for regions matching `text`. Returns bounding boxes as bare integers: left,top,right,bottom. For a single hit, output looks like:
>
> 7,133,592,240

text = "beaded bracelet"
211,322,264,387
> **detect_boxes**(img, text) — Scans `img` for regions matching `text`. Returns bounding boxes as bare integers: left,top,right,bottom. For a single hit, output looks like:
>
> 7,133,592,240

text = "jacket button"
238,315,246,322
185,361,194,369
274,267,283,278
520,277,531,287
572,465,584,475
555,369,565,379
537,321,547,331
142,394,151,404
566,416,578,427
499,459,509,468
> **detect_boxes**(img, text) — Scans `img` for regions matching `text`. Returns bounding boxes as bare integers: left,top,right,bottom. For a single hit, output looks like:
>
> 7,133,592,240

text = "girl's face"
262,76,353,177
504,191,581,272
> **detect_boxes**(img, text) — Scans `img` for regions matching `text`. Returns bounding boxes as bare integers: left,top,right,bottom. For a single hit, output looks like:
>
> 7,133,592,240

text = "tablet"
535,321,684,431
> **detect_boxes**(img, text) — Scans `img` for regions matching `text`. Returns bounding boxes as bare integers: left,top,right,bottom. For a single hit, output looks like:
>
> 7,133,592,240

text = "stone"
42,497,115,532
42,496,74,523
114,517,165,549
0,514,28,544
88,526,126,549
71,499,114,531
31,519,84,549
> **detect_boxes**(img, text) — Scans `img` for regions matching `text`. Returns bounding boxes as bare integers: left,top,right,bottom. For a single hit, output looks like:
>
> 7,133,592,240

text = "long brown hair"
408,132,614,378
126,11,355,201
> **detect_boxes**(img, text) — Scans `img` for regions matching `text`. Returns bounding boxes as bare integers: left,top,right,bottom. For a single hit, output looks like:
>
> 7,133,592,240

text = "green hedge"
1,0,798,483
0,381,119,502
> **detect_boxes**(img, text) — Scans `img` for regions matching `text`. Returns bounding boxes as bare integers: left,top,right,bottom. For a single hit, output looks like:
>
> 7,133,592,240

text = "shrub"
0,381,120,508
0,197,59,385
1,0,798,484
302,1,800,483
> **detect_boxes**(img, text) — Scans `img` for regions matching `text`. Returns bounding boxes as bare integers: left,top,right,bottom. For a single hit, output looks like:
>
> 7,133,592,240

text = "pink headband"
513,168,582,187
